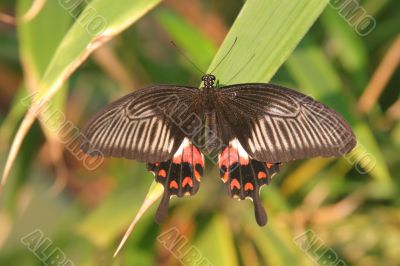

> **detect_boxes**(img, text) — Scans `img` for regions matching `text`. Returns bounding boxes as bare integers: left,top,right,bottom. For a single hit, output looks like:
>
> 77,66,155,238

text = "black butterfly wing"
80,85,203,163
215,83,356,163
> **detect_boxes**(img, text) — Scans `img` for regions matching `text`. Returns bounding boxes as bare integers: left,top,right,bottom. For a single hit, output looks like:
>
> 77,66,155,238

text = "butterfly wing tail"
219,139,280,226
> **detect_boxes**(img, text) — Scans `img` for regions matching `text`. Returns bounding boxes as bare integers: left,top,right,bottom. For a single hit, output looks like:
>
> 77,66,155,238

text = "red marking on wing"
257,171,267,179
239,156,249,165
230,179,241,190
169,180,179,189
192,146,204,166
220,146,249,166
266,163,273,169
158,169,167,178
182,177,193,187
172,156,181,164
173,142,204,167
219,146,239,168
244,182,254,191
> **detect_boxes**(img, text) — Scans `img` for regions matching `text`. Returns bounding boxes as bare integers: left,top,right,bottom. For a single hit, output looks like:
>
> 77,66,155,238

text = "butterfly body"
81,74,356,226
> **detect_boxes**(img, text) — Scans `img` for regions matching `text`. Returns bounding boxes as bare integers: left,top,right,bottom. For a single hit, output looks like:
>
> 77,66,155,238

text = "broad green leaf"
207,0,328,84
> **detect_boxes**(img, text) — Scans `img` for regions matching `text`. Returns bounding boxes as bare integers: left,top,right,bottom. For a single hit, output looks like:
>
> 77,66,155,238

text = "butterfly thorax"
201,74,217,113
201,74,220,154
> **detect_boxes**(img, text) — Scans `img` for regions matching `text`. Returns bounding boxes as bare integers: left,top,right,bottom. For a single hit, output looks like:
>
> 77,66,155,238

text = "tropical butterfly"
80,74,356,226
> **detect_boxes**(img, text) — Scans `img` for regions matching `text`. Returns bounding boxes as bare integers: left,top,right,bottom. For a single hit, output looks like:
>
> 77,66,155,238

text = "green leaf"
194,215,238,266
18,0,71,78
2,0,161,187
17,0,72,131
155,8,217,71
34,0,161,99
285,45,391,182
77,181,163,249
208,0,328,84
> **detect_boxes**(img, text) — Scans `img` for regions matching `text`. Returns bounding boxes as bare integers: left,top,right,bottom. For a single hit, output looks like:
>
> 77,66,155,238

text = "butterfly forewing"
215,84,356,163
81,86,202,163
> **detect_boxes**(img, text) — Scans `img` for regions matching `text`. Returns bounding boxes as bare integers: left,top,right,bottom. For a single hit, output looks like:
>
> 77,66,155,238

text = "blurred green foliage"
0,0,399,265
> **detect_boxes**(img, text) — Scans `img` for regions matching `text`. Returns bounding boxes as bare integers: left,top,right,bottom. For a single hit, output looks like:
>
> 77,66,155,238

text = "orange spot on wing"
221,171,229,183
230,179,241,190
258,171,267,179
244,182,254,191
182,177,193,187
169,180,179,189
158,169,167,178
194,170,202,181
266,163,273,169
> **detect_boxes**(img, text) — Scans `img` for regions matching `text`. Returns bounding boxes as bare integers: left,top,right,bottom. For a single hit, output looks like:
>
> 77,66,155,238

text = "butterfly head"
202,74,216,88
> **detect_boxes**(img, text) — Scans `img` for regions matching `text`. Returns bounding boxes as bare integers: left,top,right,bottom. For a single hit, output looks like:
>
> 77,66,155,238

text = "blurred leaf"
0,86,29,146
155,8,217,71
194,215,238,266
285,45,391,183
2,0,161,187
320,7,368,90
113,181,163,257
18,0,71,78
77,189,142,247
281,158,333,196
0,0,72,191
77,181,163,249
249,223,312,266
21,0,47,21
17,0,70,141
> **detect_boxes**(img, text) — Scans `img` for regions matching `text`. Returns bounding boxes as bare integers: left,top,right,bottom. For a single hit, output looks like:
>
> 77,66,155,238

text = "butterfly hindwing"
147,138,204,223
215,84,356,163
219,138,280,226
81,86,202,162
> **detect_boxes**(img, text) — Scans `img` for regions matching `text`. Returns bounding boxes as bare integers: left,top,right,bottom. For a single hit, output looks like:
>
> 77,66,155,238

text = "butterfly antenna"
210,37,238,74
170,41,205,75
225,54,255,84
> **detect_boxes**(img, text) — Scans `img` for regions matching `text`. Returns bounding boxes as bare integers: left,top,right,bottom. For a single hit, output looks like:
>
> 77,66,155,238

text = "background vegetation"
0,0,399,265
